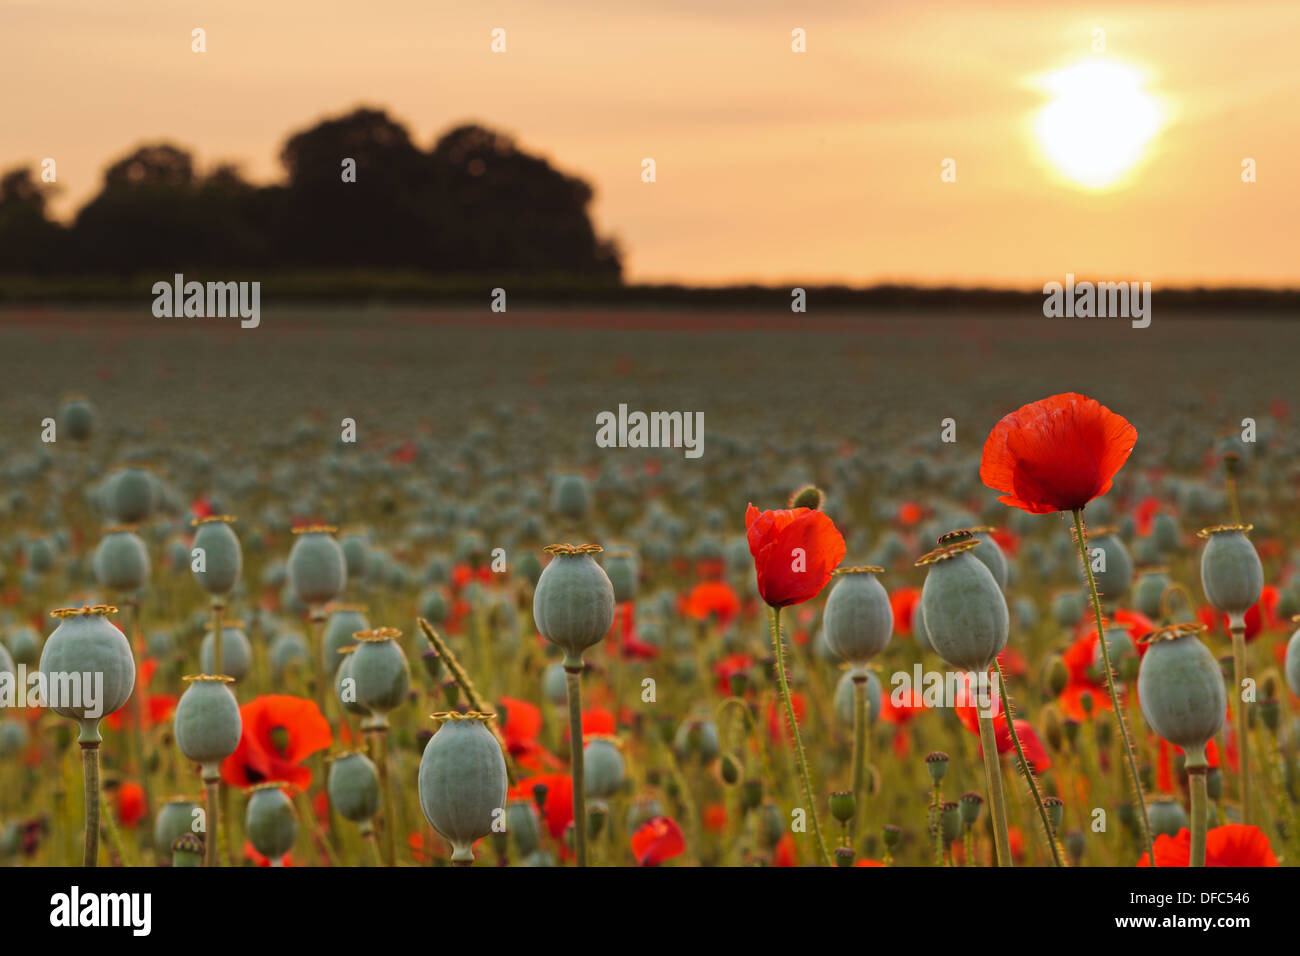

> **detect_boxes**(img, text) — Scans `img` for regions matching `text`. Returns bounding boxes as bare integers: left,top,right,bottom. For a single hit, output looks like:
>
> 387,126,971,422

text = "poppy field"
0,306,1297,871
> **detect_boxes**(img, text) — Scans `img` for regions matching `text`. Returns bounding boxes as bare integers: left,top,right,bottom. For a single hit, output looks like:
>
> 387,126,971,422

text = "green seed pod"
1052,590,1084,629
0,642,14,686
1045,654,1069,697
1137,623,1226,764
340,533,369,581
60,397,94,442
322,605,368,677
602,548,638,604
1092,626,1138,683
171,832,203,867
93,527,150,593
532,544,615,669
6,627,40,667
288,525,347,607
199,623,252,682
1147,796,1188,838
327,750,381,823
940,801,961,844
1043,795,1063,833
245,784,297,864
509,799,543,856
1087,529,1132,604
925,751,949,783
916,536,1007,672
0,718,29,757
757,802,783,848
39,605,135,743
1065,829,1085,864
418,589,447,626
882,823,901,849
516,552,543,588
551,474,590,521
959,791,983,827
174,675,242,777
191,516,242,597
968,527,1008,591
719,753,741,785
350,628,411,720
153,797,200,860
583,736,625,798
833,668,882,728
673,718,720,764
335,649,368,716
822,566,893,671
1134,568,1171,619
1286,621,1300,698
1152,513,1181,553
829,790,855,824
106,467,154,524
269,631,309,680
1198,524,1263,617
418,712,508,864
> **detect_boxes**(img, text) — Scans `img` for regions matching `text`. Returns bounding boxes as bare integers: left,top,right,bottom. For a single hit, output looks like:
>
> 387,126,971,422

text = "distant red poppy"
774,832,798,866
954,677,1052,773
702,803,728,833
500,696,561,772
712,653,754,696
617,604,660,660
1198,587,1281,641
243,840,295,867
1137,824,1277,867
682,581,742,628
980,393,1137,514
105,657,177,732
220,695,332,789
510,773,573,840
115,781,146,828
854,858,886,867
889,587,921,636
744,504,846,607
898,501,924,527
631,816,685,866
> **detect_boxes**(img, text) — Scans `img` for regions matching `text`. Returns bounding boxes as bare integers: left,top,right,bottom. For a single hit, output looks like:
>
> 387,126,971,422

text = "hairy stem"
1229,621,1250,824
976,710,1012,866
994,659,1064,866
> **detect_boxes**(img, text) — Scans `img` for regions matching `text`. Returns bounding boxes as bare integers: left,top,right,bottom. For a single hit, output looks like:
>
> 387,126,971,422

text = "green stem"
769,607,832,866
850,674,868,842
564,667,589,866
1229,622,1250,825
994,660,1064,866
211,599,224,678
930,783,942,866
81,742,100,867
977,710,1012,866
1072,508,1154,864
203,776,220,867
1188,752,1209,867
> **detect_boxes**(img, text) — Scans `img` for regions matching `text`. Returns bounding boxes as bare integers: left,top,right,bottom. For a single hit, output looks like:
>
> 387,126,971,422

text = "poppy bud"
1137,623,1225,765
171,832,203,867
1065,829,1085,865
728,671,748,697
441,678,461,708
1146,797,1188,838
916,538,1008,672
533,545,615,669
742,779,762,810
1043,795,1063,833
1045,655,1068,697
245,784,297,865
191,517,241,598
882,823,901,849
174,676,241,778
834,846,855,867
1063,718,1080,746
788,485,825,511
822,567,893,671
719,753,741,785
1079,690,1094,716
1198,525,1263,618
1042,707,1063,752
418,712,508,864
1095,716,1113,748
1260,696,1280,733
602,548,638,604
93,528,150,593
829,790,856,824
531,782,549,813
940,802,961,845
200,623,251,682
288,526,347,607
925,751,949,783
40,606,135,744
583,737,625,799
327,750,381,823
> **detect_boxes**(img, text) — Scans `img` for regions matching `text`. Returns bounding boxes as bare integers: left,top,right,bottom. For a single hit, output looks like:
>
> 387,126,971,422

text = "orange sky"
5,0,1297,287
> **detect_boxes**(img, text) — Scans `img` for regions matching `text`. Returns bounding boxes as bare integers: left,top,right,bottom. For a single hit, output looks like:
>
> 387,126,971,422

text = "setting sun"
1034,60,1163,190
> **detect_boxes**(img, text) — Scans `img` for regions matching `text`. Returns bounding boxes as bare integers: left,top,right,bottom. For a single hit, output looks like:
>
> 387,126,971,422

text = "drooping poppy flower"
682,581,741,629
115,781,146,828
744,504,846,607
980,393,1137,515
220,695,332,789
1137,824,1278,867
631,815,685,866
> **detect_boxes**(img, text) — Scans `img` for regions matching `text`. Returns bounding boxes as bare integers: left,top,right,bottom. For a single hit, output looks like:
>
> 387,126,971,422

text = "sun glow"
1034,60,1163,190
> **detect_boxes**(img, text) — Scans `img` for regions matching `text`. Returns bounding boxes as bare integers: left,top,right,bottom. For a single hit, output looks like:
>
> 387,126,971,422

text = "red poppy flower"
682,581,742,628
1058,629,1114,722
618,604,660,660
898,501,924,527
1137,824,1278,867
1198,587,1281,641
744,504,846,607
631,815,685,866
1134,496,1162,537
980,393,1137,515
500,696,561,772
713,653,754,696
563,707,616,744
954,676,1052,772
510,773,574,840
243,840,295,867
889,588,921,636
220,695,332,789
115,781,146,828
774,832,798,866
702,803,727,833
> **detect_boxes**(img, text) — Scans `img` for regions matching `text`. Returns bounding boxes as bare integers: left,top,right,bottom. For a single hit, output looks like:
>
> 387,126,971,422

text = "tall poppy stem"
1072,508,1154,864
1187,747,1209,867
1228,618,1250,824
203,774,221,867
211,598,225,679
976,708,1012,866
849,674,868,841
564,666,588,867
81,742,100,867
769,607,832,866
994,660,1064,866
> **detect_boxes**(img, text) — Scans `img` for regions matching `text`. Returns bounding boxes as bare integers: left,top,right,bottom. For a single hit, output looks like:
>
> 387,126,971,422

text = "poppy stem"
203,774,220,867
976,709,1012,866
564,665,589,867
367,726,397,865
850,675,868,842
1228,619,1251,825
211,598,224,680
81,742,100,867
993,659,1064,866
1072,507,1154,864
929,782,942,866
1187,748,1209,867
768,607,833,866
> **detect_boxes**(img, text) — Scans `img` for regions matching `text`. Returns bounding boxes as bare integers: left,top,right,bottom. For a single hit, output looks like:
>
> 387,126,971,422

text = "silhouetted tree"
0,167,64,274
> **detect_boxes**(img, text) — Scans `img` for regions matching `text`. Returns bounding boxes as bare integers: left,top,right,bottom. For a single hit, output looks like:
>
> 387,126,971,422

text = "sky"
4,0,1298,287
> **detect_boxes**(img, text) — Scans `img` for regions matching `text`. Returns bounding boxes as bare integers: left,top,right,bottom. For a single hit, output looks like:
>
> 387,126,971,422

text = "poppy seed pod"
1285,619,1300,698
60,397,94,442
269,632,308,680
200,623,251,682
6,627,40,667
39,606,135,743
968,527,1008,591
350,628,410,721
1147,797,1189,838
1134,568,1171,619
822,567,893,672
603,548,638,604
834,668,882,728
153,797,200,859
174,675,242,778
1086,529,1132,604
1198,524,1263,617
322,605,369,677
93,527,150,593
916,536,1008,672
673,718,721,764
508,800,542,856
340,533,369,581
106,466,155,524
583,736,626,799
335,649,369,716
191,516,242,597
288,525,347,607
245,784,297,864
551,474,590,521
418,712,508,864
327,750,381,823
532,545,615,669
1137,623,1225,763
